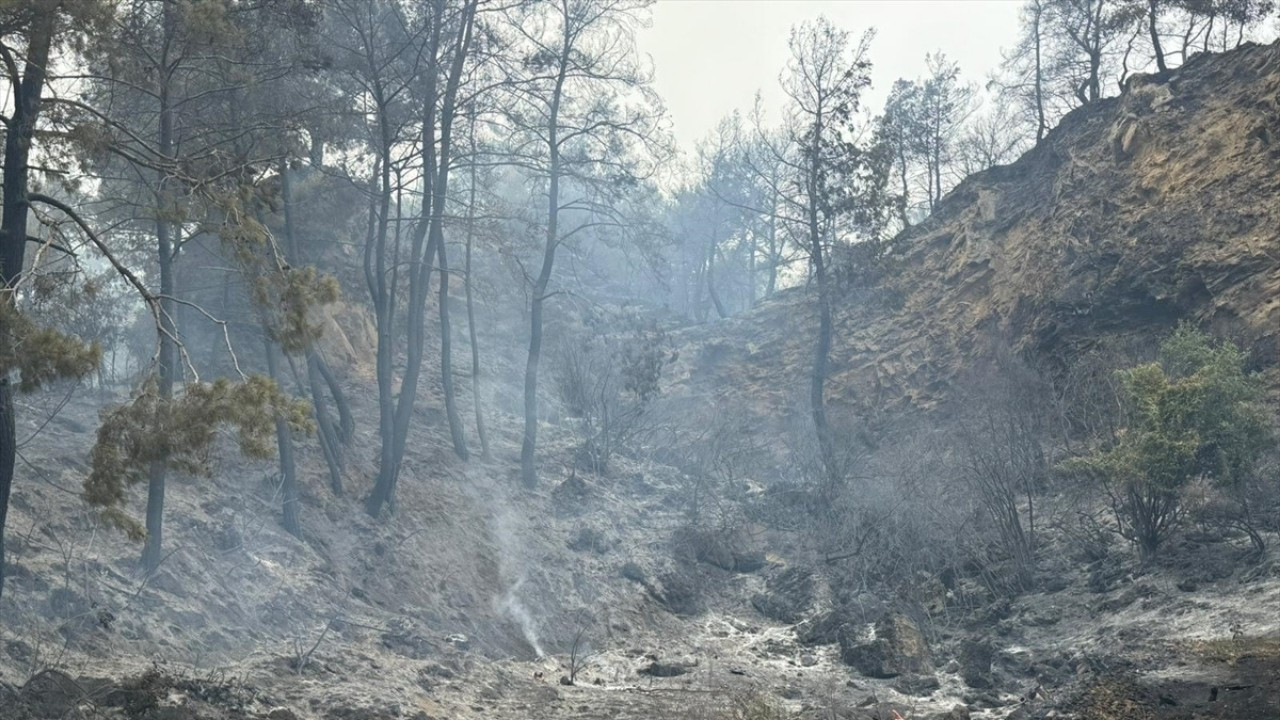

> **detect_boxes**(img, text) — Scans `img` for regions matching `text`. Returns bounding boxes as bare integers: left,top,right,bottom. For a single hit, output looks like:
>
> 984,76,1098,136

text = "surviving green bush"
1066,325,1272,559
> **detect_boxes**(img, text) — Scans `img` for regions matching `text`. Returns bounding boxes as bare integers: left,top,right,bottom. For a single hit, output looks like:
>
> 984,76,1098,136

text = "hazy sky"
636,0,1023,154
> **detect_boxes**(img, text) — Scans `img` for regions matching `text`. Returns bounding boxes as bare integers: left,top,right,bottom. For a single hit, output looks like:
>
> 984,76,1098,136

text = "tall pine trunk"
463,132,489,458
437,214,469,460
521,240,556,488
0,4,56,602
263,336,300,537
806,127,836,486
141,220,176,573
142,12,177,572
307,356,346,495
281,162,350,496
365,140,398,515
367,0,475,514
1033,0,1046,142
520,61,567,489
706,242,728,319
809,228,835,484
0,381,13,601
1147,0,1167,73
765,194,779,298
432,1,475,463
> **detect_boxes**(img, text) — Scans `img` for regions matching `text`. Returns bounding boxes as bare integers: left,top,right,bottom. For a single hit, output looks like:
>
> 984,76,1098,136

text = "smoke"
487,500,545,658
497,579,545,658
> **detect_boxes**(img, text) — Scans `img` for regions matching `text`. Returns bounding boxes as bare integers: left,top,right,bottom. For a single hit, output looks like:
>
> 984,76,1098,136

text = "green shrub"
1066,325,1272,559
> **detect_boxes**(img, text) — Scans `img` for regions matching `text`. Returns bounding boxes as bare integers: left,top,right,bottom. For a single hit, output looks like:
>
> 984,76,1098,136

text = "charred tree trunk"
0,5,56,602
896,143,911,228
1032,0,1047,142
313,353,353,444
0,380,13,600
307,357,345,495
437,232,469,460
430,3,475,463
372,177,431,517
365,87,421,518
765,203,779,298
281,163,350,495
463,131,489,459
520,58,568,489
264,335,300,537
1086,4,1103,103
692,262,708,323
367,0,475,515
141,221,176,574
364,143,398,515
521,224,557,488
1088,49,1102,102
706,242,728,320
142,9,177,573
806,122,836,485
1147,0,1167,73
810,238,835,483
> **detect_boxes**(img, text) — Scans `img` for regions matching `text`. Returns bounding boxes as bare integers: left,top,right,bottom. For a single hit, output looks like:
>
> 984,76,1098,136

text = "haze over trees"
2,12,1280,719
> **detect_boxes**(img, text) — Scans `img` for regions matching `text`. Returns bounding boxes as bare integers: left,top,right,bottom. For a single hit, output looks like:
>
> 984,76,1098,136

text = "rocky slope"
664,41,1280,433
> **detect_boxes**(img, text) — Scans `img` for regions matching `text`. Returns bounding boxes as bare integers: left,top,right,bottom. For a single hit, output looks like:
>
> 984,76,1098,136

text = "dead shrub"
553,308,676,474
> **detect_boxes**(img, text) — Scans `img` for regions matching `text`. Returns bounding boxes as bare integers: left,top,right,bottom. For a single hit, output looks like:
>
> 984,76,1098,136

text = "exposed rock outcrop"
840,612,933,679
958,638,995,689
750,567,815,624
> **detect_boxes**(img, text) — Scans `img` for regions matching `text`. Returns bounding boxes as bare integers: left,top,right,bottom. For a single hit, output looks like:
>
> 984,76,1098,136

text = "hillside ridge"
663,40,1280,433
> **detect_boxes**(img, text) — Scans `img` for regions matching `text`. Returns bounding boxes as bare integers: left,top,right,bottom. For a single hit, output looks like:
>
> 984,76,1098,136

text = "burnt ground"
1049,640,1280,720
4,376,1280,720
3,643,1280,720
1152,655,1280,719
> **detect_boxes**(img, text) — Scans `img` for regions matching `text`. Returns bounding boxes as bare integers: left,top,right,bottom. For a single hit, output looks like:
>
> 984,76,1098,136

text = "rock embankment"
663,41,1280,441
